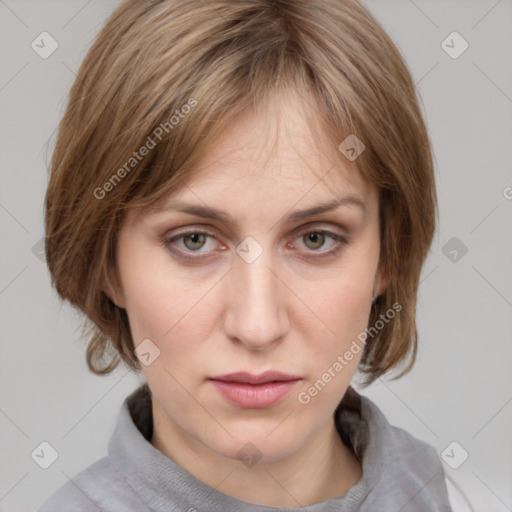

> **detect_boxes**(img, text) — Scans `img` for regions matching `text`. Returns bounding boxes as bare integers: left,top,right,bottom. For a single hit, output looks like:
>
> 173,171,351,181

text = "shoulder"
354,392,453,511
388,421,441,466
35,456,149,512
359,392,444,473
339,387,445,474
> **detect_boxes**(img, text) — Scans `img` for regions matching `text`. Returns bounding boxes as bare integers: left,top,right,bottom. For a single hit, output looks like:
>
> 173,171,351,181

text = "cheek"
117,234,198,337
298,254,377,340
121,271,169,342
121,264,220,365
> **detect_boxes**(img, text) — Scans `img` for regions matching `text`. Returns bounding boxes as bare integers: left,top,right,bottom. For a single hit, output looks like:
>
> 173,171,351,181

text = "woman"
38,0,456,509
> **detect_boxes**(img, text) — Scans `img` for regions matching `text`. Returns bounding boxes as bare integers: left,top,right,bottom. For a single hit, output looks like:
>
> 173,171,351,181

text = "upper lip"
209,371,301,385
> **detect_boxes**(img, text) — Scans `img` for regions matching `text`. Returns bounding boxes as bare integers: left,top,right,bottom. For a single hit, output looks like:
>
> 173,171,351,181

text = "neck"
151,407,362,507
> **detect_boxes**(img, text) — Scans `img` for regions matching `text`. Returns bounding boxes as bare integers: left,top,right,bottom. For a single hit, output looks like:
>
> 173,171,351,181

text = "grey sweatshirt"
36,384,453,511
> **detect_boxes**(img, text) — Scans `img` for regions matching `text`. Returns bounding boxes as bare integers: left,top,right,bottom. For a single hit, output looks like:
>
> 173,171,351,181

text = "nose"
222,246,289,351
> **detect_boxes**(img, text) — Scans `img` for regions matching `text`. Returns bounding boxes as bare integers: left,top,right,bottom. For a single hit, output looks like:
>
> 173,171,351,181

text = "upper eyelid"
167,221,347,239
168,225,343,238
166,226,345,249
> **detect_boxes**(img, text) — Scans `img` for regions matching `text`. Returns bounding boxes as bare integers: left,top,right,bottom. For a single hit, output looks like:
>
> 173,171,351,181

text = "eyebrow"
151,196,366,229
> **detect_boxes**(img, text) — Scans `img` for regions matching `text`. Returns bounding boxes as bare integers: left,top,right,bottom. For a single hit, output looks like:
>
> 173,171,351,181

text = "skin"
108,88,388,507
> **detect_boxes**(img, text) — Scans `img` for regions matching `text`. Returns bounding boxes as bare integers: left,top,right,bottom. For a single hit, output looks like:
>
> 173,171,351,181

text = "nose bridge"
224,241,287,349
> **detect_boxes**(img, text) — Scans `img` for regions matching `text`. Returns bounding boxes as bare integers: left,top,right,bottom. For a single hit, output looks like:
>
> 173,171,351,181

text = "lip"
209,371,301,408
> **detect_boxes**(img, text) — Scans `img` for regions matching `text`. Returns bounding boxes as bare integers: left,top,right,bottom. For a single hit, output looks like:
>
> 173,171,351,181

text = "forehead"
154,89,374,210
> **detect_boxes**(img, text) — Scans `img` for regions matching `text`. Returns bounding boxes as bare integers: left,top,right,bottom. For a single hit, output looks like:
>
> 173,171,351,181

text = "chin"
203,423,304,466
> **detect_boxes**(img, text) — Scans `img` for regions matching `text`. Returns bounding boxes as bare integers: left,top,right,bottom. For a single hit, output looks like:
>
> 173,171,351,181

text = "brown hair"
45,0,437,385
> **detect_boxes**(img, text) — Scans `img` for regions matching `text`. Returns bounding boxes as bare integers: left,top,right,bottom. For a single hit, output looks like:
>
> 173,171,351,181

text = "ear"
103,264,126,309
373,262,391,299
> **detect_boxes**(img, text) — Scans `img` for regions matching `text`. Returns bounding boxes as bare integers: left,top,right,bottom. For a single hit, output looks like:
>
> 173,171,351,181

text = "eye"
179,232,209,251
301,232,330,250
164,230,219,258
292,229,347,259
163,227,347,263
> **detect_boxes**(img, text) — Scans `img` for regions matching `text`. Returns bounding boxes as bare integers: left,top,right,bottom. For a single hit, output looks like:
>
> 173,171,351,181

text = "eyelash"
163,227,347,264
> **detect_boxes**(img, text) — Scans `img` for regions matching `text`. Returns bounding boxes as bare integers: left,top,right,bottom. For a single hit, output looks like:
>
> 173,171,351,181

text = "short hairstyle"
45,0,437,385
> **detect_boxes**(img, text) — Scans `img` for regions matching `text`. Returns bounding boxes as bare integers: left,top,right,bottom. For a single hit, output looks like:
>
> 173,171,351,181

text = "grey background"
1,1,511,511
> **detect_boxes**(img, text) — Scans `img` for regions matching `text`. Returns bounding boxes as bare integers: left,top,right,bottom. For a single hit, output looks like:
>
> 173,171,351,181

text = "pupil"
186,233,204,250
306,232,324,249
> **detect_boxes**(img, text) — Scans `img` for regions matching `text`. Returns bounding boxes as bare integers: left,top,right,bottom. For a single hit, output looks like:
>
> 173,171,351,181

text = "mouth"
208,371,302,409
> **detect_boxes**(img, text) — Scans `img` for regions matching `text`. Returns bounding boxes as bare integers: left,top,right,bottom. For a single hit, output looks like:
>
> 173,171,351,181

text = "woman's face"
111,90,386,464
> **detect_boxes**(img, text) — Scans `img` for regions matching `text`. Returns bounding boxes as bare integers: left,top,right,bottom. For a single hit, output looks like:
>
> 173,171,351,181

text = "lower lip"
210,379,300,408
